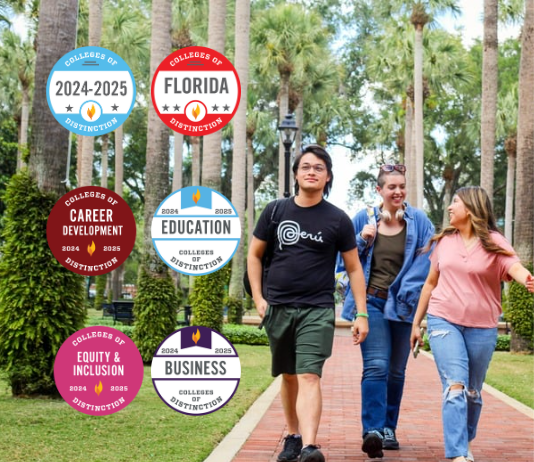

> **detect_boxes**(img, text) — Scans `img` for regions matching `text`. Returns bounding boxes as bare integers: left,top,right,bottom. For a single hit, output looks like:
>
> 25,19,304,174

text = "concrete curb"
203,375,282,462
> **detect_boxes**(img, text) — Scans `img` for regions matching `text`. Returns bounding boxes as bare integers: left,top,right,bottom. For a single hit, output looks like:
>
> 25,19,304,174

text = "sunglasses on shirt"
380,164,406,174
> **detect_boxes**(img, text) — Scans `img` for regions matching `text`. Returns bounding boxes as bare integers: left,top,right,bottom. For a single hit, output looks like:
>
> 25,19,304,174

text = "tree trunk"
79,0,103,187
201,0,227,190
228,0,250,309
405,95,416,205
295,98,303,155
29,0,78,195
101,134,108,188
480,0,498,201
115,124,124,197
278,72,289,198
191,136,201,186
172,131,184,192
514,0,534,264
17,86,30,170
414,24,424,209
505,144,516,242
247,136,255,248
76,134,83,185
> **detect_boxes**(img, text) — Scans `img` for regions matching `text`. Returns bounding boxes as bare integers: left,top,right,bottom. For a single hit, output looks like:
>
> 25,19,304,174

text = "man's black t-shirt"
253,197,356,307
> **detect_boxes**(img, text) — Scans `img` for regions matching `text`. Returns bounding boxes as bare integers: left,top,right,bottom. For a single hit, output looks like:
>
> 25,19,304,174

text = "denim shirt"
338,203,434,323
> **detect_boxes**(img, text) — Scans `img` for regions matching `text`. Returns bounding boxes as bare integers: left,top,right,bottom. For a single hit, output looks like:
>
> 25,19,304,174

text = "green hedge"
222,324,269,346
0,173,86,395
506,263,534,350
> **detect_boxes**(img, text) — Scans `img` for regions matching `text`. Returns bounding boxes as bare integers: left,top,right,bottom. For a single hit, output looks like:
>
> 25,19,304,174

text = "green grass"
0,345,273,462
486,351,534,409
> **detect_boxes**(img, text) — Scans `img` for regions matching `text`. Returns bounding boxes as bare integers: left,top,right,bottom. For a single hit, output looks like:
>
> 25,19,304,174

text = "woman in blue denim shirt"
338,164,434,459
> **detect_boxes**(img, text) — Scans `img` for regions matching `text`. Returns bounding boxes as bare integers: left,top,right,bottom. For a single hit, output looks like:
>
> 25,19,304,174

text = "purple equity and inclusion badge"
151,326,241,416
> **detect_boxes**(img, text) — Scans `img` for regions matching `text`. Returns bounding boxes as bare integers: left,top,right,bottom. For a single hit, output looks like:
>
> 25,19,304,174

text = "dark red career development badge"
151,46,241,136
47,186,136,276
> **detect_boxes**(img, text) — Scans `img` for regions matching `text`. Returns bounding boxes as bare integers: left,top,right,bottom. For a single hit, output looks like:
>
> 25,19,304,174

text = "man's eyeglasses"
300,164,327,173
380,164,406,174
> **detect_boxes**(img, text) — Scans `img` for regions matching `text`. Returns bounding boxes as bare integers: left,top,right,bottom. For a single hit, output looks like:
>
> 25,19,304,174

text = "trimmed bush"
226,295,244,325
222,324,269,346
94,274,106,310
0,173,86,396
495,334,510,352
190,271,226,332
133,268,177,362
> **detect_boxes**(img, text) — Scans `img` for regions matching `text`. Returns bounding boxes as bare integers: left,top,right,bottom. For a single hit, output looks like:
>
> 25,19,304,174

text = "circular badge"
151,46,241,136
151,326,241,416
47,186,136,276
46,46,136,136
151,186,241,276
54,326,144,416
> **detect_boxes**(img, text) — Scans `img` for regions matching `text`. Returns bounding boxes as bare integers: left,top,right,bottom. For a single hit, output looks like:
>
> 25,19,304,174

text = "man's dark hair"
292,144,334,198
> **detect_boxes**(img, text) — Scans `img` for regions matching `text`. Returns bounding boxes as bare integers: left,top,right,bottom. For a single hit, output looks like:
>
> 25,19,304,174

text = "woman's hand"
410,324,424,350
361,224,377,242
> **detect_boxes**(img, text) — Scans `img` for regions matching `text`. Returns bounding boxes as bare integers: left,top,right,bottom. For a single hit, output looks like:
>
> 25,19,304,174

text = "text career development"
63,191,123,237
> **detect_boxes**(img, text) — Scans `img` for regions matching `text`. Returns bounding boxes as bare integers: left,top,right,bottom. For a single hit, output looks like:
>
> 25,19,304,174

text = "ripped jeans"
427,314,497,459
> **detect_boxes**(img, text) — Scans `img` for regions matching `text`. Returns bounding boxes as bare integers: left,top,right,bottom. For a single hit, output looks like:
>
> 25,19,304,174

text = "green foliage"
506,263,534,350
222,324,269,346
495,335,511,352
225,295,244,325
0,116,18,225
0,172,86,395
190,271,226,332
94,274,106,310
133,268,177,362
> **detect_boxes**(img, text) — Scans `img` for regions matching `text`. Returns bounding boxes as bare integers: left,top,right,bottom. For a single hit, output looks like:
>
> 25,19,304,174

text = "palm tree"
227,0,250,321
134,0,177,362
0,29,34,170
251,3,328,197
79,0,103,187
514,0,534,263
480,0,499,201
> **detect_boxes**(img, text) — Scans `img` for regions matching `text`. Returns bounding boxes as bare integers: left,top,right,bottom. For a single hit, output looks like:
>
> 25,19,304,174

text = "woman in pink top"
410,186,534,462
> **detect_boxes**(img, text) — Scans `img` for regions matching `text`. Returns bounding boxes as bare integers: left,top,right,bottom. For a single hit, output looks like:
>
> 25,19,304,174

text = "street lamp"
278,113,299,198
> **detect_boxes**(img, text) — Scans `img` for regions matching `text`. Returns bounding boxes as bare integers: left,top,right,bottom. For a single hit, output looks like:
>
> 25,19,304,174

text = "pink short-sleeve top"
428,231,519,328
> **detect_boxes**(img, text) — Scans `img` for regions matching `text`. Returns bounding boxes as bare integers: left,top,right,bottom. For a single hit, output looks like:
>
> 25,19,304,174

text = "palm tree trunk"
172,131,184,192
201,0,227,190
101,133,108,188
505,139,516,242
29,0,78,195
278,72,289,198
76,134,83,185
191,136,201,186
247,136,255,248
115,124,124,197
17,87,30,170
405,95,416,205
228,0,250,305
480,0,498,201
295,98,303,155
414,24,424,209
514,0,534,263
144,0,172,273
80,0,103,187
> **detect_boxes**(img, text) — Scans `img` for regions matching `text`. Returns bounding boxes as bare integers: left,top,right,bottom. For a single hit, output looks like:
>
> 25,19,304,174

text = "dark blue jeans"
360,295,412,435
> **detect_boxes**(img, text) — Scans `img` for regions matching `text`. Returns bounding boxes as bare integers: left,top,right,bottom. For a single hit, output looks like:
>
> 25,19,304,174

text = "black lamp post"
278,114,299,198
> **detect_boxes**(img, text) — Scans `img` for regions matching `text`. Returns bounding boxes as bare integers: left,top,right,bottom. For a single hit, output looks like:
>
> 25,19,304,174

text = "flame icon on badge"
192,329,201,344
87,241,96,256
95,381,103,396
192,189,200,204
87,104,96,120
192,104,200,119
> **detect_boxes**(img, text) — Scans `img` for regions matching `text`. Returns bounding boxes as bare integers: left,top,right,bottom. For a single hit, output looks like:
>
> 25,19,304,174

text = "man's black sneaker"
382,427,399,450
277,434,303,462
362,430,384,459
300,445,325,462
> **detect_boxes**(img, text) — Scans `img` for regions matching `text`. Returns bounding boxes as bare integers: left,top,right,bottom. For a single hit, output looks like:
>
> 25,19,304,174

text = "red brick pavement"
233,332,534,462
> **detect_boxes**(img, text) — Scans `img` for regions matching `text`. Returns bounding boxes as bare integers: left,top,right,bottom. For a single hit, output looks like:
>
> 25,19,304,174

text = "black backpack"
243,198,289,297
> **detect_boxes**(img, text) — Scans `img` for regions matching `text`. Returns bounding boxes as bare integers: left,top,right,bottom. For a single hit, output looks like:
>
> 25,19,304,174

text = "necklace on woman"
462,234,478,248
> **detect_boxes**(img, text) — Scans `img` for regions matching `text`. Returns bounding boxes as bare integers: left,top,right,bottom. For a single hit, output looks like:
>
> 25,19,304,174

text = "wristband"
355,313,369,318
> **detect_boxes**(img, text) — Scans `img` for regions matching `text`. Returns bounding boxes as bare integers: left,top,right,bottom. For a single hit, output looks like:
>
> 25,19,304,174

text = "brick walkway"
232,331,534,462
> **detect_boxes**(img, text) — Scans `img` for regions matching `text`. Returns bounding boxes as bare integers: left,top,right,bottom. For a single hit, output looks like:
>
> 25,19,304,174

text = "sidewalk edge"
203,375,282,462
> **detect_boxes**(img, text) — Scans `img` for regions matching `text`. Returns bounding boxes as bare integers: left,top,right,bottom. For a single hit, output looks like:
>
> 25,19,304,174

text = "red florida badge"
151,46,241,136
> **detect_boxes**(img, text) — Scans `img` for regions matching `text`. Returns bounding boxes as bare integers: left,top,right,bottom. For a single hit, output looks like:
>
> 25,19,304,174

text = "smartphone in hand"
413,328,424,359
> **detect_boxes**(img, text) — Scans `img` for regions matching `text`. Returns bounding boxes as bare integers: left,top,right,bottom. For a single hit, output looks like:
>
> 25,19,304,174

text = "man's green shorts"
263,305,335,377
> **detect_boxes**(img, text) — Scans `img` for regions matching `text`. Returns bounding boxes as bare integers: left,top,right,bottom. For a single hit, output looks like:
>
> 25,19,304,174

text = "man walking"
247,144,368,462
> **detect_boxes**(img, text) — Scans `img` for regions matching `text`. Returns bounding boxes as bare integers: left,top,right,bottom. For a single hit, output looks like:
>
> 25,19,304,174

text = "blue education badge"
46,46,136,136
151,186,241,276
